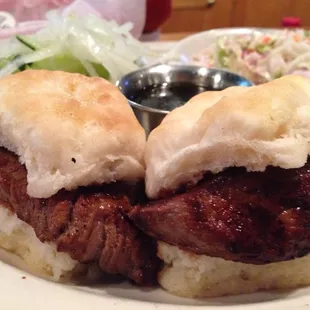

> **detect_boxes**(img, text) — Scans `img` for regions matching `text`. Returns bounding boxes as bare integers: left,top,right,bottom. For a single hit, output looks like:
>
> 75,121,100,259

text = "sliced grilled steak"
0,147,160,285
130,162,310,264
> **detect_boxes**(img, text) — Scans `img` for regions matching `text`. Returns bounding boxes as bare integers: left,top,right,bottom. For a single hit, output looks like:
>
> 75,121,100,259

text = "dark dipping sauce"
129,82,215,111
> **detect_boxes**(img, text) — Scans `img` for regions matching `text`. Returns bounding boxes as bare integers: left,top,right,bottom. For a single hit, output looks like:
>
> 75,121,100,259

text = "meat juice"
129,82,215,111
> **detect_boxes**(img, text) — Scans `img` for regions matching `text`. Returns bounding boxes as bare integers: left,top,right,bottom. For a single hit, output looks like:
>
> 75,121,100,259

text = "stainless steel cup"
117,64,253,135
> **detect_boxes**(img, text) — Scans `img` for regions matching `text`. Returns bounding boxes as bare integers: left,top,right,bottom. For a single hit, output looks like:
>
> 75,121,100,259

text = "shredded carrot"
263,36,272,44
293,34,301,42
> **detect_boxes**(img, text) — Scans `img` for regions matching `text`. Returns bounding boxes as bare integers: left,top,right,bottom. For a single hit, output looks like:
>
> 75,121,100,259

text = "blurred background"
2,0,308,41
160,0,308,40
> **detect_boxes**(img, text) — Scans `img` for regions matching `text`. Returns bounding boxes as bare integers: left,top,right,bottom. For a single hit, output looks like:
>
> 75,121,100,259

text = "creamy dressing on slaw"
192,29,310,84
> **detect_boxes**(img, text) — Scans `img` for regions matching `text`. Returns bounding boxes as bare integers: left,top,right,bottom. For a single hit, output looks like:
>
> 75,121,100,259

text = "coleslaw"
192,29,310,84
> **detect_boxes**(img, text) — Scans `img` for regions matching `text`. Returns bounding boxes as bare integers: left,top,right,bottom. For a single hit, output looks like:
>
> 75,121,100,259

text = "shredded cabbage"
0,11,158,82
191,29,310,84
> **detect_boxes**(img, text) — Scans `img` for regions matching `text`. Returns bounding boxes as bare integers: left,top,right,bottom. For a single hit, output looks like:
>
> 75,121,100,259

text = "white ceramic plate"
1,245,310,310
163,27,283,65
1,33,310,310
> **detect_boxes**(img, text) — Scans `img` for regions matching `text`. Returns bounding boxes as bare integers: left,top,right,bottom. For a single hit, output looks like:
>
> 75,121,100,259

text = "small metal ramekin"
117,64,253,134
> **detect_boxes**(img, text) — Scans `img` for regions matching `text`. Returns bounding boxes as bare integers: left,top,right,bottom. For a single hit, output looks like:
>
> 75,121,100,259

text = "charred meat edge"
0,147,160,285
130,162,310,264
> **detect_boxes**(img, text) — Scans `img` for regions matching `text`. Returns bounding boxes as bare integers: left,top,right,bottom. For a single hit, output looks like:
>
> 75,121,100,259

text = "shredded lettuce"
0,11,157,82
273,71,283,79
255,44,272,54
218,49,229,67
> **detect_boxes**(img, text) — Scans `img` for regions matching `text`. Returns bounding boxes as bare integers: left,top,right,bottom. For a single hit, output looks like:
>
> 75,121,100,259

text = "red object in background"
143,0,172,33
281,17,301,27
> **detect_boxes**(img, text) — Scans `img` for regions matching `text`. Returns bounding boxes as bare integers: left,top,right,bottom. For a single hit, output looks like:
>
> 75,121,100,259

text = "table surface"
160,32,193,41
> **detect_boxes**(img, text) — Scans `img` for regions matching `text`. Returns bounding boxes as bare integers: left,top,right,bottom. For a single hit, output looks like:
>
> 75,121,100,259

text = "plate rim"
1,236,310,310
164,27,287,60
